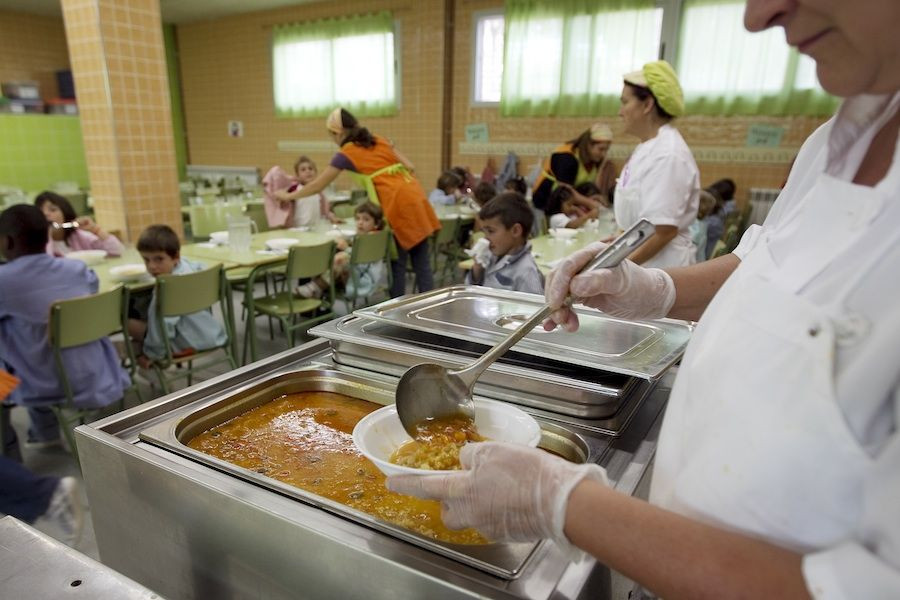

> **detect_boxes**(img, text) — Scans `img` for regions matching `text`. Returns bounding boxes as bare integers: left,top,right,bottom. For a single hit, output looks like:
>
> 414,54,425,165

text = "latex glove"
465,237,493,268
387,442,607,547
545,241,676,332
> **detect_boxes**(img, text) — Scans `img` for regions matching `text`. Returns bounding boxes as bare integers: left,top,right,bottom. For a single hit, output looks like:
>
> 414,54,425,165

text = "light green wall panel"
0,114,88,192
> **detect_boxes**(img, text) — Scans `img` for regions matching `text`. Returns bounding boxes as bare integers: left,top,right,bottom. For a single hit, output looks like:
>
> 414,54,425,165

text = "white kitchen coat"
649,92,900,598
614,124,699,269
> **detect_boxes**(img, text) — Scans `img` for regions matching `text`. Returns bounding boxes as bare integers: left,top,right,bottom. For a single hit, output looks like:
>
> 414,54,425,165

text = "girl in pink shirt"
36,191,124,257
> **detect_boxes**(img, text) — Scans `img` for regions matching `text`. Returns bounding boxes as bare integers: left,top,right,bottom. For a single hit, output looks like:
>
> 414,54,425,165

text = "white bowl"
66,249,107,266
109,263,149,282
209,230,229,245
265,237,300,251
549,228,578,239
353,398,542,477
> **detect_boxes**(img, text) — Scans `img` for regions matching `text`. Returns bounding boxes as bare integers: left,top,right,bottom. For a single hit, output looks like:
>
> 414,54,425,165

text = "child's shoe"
35,476,84,547
294,281,322,299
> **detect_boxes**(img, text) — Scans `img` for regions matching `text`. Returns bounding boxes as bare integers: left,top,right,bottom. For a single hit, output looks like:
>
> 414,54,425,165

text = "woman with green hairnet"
613,60,700,269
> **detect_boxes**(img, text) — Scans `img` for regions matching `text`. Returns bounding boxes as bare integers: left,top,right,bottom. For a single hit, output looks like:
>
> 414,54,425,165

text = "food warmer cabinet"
76,287,691,600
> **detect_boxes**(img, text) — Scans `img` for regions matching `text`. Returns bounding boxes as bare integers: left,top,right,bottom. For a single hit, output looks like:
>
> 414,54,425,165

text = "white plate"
549,228,578,239
65,249,107,266
353,398,541,477
265,237,300,251
109,263,149,282
209,230,229,245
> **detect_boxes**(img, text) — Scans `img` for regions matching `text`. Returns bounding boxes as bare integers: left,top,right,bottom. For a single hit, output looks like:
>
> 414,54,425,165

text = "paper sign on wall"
465,123,489,143
746,123,784,147
228,120,243,138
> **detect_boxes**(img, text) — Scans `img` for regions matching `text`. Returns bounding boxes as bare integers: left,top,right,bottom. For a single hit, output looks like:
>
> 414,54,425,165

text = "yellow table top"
180,228,337,269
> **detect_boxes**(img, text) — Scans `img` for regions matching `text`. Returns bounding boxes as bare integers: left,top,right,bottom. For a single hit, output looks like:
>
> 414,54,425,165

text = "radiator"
747,187,781,226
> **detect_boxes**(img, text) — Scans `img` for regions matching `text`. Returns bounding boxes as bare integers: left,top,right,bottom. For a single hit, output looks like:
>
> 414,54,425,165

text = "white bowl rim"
353,398,541,476
66,249,107,262
550,227,578,237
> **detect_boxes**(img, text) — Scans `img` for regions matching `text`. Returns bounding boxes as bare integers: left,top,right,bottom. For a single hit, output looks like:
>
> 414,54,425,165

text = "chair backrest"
710,239,729,259
433,216,460,246
244,202,270,233
189,204,244,238
285,241,335,280
350,229,391,266
723,223,740,251
50,286,125,349
157,264,224,317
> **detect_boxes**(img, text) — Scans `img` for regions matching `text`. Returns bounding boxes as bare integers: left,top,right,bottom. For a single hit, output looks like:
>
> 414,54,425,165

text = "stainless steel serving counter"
76,338,671,600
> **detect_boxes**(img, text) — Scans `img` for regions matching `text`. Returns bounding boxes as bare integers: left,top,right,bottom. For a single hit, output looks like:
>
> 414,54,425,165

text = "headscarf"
590,123,614,141
325,107,344,134
623,60,685,117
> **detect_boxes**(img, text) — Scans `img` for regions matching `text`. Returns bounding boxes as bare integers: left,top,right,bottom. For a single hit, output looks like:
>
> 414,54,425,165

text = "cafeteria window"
272,11,398,118
675,0,838,116
471,11,505,105
485,2,663,116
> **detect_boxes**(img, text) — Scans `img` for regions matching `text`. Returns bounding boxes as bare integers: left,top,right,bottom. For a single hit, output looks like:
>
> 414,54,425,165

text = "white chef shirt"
614,124,699,268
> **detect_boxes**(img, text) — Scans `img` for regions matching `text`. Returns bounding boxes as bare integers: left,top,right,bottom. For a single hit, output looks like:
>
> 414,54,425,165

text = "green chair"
722,223,740,252
242,241,336,363
244,201,270,233
188,203,244,239
431,216,462,286
150,265,237,394
49,285,138,462
332,199,362,220
710,239,730,259
337,229,392,311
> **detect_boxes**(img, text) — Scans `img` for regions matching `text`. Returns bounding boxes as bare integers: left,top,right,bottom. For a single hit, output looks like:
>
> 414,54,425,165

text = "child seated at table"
503,175,528,196
545,186,600,230
262,156,339,229
0,205,129,452
428,170,464,207
35,191,124,257
294,201,386,299
465,192,544,295
128,224,226,368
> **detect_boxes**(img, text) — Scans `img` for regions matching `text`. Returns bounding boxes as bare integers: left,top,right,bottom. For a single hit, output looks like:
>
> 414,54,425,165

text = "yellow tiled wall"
0,10,70,101
450,0,830,208
61,0,182,241
177,0,447,191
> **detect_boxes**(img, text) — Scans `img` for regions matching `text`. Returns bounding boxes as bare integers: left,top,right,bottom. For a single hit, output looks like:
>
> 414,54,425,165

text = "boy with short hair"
428,170,464,207
0,205,129,452
128,224,226,367
465,192,544,295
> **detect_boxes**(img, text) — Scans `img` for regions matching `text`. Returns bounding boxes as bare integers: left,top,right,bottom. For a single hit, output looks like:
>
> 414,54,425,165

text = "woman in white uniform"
388,1,900,597
615,60,700,268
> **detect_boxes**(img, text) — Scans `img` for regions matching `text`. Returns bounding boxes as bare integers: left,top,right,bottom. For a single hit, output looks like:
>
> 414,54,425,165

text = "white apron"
614,186,695,270
649,170,892,553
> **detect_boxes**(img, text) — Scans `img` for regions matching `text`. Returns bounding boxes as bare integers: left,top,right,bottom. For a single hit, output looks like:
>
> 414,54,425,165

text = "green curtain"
272,11,396,118
501,0,659,117
677,0,839,116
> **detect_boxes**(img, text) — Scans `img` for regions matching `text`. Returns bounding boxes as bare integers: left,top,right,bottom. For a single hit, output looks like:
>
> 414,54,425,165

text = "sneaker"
24,436,63,451
36,477,84,547
294,281,323,299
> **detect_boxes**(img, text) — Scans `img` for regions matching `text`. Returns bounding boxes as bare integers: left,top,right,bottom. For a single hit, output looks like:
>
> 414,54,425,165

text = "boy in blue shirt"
465,192,544,295
128,225,226,367
0,205,129,453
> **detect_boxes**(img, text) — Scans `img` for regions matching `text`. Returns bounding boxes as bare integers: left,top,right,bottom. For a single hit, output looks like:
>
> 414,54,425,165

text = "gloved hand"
386,442,607,547
465,237,493,268
545,241,676,332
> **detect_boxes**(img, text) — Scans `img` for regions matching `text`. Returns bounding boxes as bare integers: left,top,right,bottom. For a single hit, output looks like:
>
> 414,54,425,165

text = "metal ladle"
395,218,658,437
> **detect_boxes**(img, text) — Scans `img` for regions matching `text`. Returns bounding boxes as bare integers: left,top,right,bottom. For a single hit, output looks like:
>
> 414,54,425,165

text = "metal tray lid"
353,285,693,380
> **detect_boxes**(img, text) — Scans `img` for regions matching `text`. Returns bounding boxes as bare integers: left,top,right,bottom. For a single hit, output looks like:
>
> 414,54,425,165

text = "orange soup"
187,391,488,545
390,414,485,471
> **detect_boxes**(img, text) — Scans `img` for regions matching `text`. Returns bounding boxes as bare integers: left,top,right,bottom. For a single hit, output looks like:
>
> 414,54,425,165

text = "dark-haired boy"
128,224,226,367
0,205,129,453
465,192,544,295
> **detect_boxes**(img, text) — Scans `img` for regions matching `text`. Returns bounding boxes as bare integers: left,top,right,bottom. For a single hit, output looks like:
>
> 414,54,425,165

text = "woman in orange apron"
276,108,440,297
